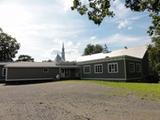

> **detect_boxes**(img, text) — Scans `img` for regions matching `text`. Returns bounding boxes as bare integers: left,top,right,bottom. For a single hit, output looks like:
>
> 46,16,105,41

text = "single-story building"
0,45,151,82
1,62,80,82
77,45,149,82
0,63,7,81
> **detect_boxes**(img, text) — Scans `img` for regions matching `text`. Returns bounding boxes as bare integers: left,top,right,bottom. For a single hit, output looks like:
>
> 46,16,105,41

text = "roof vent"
124,46,128,49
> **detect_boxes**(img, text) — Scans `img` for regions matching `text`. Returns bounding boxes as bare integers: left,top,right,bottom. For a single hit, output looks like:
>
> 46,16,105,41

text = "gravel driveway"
0,81,159,120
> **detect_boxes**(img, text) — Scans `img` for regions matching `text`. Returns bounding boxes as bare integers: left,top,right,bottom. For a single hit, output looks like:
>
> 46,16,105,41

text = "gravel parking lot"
0,81,159,120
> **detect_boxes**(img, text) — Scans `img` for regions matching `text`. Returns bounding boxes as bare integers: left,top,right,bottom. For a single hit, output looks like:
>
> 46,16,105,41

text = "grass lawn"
66,80,160,100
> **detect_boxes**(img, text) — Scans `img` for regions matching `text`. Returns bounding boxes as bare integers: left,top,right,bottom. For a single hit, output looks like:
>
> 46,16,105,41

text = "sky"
0,0,151,61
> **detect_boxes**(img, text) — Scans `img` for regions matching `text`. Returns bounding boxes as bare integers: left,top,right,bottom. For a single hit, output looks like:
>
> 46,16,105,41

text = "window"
83,65,91,74
94,64,103,73
136,63,141,73
43,68,49,73
108,63,118,73
2,68,6,77
129,63,135,73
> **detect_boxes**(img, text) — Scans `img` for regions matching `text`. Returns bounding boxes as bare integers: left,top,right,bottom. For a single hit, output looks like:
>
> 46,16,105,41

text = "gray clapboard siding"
126,59,142,80
0,65,3,79
80,60,125,80
6,67,59,81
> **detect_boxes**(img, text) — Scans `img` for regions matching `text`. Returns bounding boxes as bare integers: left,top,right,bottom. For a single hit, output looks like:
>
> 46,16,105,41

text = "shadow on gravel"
4,80,67,86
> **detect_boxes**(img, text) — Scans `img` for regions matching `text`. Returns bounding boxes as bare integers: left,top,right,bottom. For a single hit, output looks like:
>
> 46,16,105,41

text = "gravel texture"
0,81,159,120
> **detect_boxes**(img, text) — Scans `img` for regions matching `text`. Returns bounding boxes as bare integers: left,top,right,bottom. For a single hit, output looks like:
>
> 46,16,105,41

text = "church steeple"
61,43,65,61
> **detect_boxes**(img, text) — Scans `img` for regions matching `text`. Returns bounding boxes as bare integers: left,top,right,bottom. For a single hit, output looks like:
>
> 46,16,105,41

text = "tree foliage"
16,55,34,62
71,0,160,25
71,0,114,25
148,13,160,72
83,44,103,55
125,0,160,13
0,29,20,62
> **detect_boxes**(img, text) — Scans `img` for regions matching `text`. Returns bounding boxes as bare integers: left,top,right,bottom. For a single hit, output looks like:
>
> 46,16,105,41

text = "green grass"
66,80,160,100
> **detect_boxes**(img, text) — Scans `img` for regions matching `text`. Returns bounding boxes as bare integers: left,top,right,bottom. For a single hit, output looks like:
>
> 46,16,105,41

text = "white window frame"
129,62,135,73
83,65,91,74
136,63,141,73
2,68,6,77
94,64,103,74
43,68,49,73
108,63,118,73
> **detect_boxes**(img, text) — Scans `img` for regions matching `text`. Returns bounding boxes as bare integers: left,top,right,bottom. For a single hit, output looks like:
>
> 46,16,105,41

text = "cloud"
117,19,129,29
60,0,73,12
85,33,151,50
110,0,146,30
90,36,96,40
106,34,151,49
111,0,130,19
0,0,87,61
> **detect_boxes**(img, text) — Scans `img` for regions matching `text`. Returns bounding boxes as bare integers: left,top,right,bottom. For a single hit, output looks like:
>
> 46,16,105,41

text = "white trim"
81,77,126,81
123,57,127,80
2,68,5,77
108,62,118,73
94,64,103,74
83,65,91,74
78,55,142,65
6,78,54,81
81,77,142,81
5,68,8,81
129,62,135,73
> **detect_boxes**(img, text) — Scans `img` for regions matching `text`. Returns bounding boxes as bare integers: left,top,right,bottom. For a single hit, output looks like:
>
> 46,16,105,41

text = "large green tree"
0,29,20,62
148,14,160,72
83,44,103,55
16,55,34,62
72,0,160,73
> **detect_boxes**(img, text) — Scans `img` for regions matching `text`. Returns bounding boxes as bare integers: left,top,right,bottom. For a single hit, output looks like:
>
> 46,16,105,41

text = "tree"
16,55,34,62
0,28,20,62
42,59,53,62
103,44,110,53
83,44,103,55
71,0,160,25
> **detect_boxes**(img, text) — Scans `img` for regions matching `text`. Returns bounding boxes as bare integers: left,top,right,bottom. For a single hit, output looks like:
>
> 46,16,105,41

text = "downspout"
5,67,8,81
123,56,127,81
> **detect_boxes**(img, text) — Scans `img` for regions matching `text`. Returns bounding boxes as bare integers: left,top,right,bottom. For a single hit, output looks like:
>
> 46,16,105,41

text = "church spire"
61,43,65,61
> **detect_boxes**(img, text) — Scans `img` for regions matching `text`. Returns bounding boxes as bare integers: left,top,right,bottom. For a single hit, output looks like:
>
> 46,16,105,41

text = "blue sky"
0,0,151,61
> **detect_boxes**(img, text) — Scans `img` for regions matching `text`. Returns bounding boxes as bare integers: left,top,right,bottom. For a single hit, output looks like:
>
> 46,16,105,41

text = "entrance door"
60,68,70,79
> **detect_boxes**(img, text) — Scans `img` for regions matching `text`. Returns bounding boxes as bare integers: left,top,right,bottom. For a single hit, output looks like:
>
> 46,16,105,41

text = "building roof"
5,62,57,68
77,45,148,62
4,62,79,68
0,62,10,65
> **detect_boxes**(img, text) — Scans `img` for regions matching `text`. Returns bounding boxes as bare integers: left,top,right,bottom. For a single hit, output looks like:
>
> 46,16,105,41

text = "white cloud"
60,0,73,12
110,0,145,30
106,33,151,48
117,19,129,29
111,0,130,19
90,36,96,40
86,33,151,50
0,0,87,61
